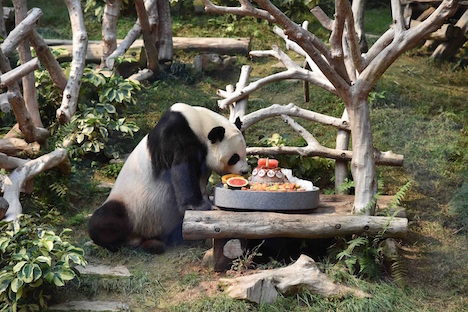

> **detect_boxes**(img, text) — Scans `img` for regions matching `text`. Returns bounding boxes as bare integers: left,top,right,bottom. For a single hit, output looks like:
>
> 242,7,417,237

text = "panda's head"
170,103,249,176
206,123,249,175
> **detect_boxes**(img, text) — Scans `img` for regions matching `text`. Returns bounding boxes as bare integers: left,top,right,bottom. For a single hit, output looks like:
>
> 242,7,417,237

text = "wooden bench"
182,195,408,271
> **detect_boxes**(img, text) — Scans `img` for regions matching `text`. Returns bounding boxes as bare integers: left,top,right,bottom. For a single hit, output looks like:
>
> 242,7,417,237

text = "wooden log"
183,210,408,240
0,138,40,156
46,37,251,63
219,254,369,304
409,19,459,40
432,9,468,59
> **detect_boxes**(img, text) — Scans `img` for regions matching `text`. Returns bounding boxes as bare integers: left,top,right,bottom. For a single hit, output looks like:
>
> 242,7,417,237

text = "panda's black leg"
88,201,131,251
139,239,166,254
170,162,212,212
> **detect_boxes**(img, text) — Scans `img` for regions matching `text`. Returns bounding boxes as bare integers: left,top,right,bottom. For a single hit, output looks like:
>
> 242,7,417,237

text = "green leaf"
119,125,129,133
0,275,13,293
36,255,52,267
59,269,76,281
52,275,64,287
103,103,116,114
13,261,27,274
76,133,85,144
99,126,108,139
82,126,94,136
107,89,116,102
43,240,54,252
33,263,43,280
21,264,34,283
10,278,23,293
114,91,124,103
30,278,43,288
0,237,10,252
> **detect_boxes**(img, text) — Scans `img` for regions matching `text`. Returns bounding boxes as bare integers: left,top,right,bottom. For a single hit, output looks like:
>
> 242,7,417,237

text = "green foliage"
332,182,412,280
99,163,124,179
58,67,140,159
0,213,87,311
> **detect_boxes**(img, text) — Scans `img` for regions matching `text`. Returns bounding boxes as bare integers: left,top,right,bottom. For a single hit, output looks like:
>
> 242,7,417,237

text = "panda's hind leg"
139,239,166,254
88,200,131,252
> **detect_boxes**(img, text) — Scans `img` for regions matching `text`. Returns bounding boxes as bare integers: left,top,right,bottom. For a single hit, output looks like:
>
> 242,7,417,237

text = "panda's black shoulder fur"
147,110,207,176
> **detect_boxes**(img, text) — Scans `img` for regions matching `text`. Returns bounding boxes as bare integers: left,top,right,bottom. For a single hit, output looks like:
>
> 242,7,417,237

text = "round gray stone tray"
213,186,320,211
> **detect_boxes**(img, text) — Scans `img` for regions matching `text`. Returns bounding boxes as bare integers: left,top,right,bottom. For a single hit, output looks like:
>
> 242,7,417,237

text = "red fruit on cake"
250,158,286,183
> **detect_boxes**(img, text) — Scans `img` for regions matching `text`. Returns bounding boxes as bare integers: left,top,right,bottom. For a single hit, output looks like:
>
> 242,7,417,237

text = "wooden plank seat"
182,195,408,270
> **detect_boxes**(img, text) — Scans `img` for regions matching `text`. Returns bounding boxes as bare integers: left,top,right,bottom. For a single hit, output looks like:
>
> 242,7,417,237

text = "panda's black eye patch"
228,154,240,166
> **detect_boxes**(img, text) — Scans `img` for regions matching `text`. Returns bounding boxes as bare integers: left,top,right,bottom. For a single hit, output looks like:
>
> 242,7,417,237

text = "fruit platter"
213,158,320,211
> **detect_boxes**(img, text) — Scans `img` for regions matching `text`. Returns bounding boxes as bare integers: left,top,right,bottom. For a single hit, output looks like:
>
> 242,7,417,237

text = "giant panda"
88,103,249,253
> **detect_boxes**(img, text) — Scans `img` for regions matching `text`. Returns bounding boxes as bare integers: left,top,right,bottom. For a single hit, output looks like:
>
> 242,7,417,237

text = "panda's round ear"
208,126,225,144
234,117,242,130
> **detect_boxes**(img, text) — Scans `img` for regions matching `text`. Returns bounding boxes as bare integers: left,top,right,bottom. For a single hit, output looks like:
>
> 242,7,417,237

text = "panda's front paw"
188,199,212,211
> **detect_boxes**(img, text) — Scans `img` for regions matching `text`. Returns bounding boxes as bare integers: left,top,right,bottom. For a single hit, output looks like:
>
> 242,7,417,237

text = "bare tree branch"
201,0,276,23
241,103,350,132
3,148,70,221
1,7,43,56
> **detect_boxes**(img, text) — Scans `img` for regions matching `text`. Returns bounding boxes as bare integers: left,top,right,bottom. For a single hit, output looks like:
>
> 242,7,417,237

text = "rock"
193,53,236,72
76,264,132,277
48,300,130,311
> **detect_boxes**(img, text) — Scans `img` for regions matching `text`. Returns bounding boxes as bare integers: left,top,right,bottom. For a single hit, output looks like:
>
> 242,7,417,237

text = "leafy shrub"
332,181,412,280
99,163,124,179
0,213,87,311
57,67,140,159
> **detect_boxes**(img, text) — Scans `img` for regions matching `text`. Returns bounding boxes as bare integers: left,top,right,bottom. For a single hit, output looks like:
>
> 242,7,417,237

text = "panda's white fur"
88,103,248,253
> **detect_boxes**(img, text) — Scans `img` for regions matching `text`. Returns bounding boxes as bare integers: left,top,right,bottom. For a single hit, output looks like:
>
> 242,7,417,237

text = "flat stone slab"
76,264,132,277
49,301,129,311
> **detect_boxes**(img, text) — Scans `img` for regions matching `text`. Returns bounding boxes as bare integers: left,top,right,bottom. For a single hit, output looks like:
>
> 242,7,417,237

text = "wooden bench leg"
213,238,246,271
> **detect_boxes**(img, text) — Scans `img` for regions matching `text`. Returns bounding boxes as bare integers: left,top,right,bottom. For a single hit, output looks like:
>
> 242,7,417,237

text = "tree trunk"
57,0,88,124
101,0,122,68
156,0,173,63
348,96,377,215
134,0,159,73
335,109,350,194
12,0,42,128
0,0,6,38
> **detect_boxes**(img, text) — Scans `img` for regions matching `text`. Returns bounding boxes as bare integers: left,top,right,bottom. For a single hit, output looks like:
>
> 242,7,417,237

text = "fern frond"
390,180,413,209
338,178,355,193
390,255,408,288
